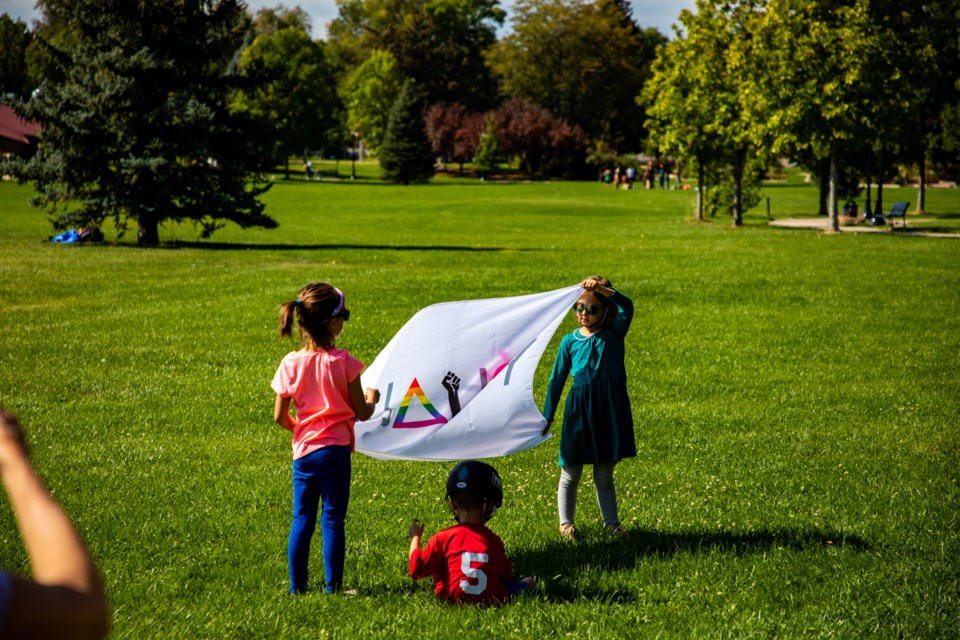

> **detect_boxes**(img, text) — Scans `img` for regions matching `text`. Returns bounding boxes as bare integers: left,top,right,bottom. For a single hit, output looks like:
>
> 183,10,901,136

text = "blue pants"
289,445,351,594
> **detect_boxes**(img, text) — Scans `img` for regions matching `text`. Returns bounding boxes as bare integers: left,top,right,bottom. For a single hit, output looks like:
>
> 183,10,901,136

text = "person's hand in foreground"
0,409,109,640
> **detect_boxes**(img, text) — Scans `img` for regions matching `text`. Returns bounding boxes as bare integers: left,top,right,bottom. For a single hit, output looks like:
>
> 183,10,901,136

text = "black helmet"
446,460,503,508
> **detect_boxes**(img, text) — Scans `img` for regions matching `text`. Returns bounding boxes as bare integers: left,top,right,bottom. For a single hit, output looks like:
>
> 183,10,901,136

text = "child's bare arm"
408,518,425,558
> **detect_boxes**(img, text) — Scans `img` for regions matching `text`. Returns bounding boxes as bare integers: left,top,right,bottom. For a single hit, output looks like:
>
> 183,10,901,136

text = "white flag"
356,285,582,461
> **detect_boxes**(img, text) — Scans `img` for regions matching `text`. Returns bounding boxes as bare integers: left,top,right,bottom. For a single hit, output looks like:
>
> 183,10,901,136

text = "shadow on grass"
121,241,514,252
513,528,870,603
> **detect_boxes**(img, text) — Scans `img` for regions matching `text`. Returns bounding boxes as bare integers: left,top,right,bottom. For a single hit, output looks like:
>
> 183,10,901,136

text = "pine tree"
379,81,435,185
7,0,277,244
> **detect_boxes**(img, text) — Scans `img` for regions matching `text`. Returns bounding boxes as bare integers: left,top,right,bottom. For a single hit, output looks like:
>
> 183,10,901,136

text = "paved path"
768,218,960,238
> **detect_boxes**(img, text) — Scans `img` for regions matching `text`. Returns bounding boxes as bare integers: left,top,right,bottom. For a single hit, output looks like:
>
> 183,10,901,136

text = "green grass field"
0,173,958,638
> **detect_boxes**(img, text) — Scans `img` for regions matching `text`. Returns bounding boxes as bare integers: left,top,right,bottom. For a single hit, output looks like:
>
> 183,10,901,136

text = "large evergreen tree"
7,0,276,245
379,81,435,184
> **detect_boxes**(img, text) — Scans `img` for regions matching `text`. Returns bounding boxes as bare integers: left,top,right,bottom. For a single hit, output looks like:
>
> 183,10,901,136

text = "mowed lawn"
0,174,958,638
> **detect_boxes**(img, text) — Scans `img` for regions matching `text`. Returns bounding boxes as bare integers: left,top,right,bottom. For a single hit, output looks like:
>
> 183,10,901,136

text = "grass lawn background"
0,171,957,638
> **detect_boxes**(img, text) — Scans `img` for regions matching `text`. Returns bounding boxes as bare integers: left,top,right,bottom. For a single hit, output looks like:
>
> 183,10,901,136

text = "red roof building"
0,104,41,157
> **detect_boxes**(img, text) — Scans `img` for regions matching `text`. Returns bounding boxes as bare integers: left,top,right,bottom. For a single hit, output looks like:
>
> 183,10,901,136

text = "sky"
2,0,697,40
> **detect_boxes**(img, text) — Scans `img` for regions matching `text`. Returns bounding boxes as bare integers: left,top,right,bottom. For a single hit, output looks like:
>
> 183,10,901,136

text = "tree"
0,14,33,98
489,0,664,150
327,0,504,110
643,1,765,225
473,116,503,179
249,5,311,36
640,7,724,220
7,0,276,245
493,97,587,178
339,49,407,155
425,103,483,172
379,80,436,184
749,0,909,231
232,26,340,178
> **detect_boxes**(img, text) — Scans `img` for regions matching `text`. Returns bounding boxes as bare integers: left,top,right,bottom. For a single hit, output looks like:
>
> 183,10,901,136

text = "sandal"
604,523,629,536
559,523,576,539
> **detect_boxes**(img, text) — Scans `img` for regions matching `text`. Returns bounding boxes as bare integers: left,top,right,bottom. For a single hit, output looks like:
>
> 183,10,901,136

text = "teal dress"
543,290,635,467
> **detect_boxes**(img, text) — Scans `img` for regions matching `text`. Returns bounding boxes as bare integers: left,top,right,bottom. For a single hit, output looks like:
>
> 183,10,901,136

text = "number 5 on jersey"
460,552,489,594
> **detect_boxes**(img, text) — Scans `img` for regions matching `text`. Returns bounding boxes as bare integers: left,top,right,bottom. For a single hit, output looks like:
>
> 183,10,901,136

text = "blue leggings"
289,445,351,594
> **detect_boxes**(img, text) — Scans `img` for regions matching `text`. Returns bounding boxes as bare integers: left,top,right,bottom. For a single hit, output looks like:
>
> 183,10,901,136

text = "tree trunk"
828,148,840,232
732,146,744,227
917,152,926,213
873,144,885,218
862,148,872,218
138,213,160,245
696,158,705,222
284,156,290,180
818,157,829,216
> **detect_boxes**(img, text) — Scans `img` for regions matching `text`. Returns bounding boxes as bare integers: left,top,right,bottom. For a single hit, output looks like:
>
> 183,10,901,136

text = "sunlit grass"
0,177,957,638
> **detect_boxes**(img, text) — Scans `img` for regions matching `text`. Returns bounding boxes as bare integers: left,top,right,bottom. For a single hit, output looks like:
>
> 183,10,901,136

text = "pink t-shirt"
271,348,365,459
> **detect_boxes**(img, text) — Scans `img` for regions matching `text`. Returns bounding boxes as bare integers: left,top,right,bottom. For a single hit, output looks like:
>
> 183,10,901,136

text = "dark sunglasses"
574,302,600,315
333,308,351,322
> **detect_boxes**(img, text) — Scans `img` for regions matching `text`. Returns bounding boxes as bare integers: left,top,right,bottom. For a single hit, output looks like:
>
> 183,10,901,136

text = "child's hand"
581,276,599,291
0,409,29,471
541,419,552,436
581,276,613,296
365,388,380,404
409,518,425,539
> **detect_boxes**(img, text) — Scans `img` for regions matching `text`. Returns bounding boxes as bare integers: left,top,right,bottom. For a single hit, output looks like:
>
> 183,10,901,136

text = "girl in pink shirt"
271,282,379,594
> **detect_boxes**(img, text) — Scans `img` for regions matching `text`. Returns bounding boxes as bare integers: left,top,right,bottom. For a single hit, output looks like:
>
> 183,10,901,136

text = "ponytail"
278,300,298,340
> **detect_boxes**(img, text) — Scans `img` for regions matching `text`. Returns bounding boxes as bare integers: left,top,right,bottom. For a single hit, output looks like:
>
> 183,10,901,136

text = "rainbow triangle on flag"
393,377,448,429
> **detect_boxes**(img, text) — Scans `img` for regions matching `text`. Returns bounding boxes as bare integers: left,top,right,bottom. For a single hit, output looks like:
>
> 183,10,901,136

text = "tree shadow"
120,241,518,252
512,527,870,603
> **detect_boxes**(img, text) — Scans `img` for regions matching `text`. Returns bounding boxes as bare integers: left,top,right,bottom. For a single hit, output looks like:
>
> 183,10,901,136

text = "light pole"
351,130,359,180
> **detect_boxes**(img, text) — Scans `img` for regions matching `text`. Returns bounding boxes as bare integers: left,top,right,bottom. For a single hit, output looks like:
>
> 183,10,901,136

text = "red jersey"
409,522,515,605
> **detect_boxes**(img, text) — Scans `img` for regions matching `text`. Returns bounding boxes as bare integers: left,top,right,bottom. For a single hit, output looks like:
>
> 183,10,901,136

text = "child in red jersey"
408,461,535,605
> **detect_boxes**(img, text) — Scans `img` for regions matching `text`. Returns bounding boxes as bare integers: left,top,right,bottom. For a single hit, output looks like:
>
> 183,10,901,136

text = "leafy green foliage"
340,49,407,155
232,27,340,168
379,81,436,184
489,0,664,150
328,0,504,110
0,14,33,97
473,116,503,177
5,0,276,245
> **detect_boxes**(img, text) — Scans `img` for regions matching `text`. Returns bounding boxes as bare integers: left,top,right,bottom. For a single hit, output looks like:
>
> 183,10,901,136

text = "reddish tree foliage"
425,103,484,172
492,98,587,178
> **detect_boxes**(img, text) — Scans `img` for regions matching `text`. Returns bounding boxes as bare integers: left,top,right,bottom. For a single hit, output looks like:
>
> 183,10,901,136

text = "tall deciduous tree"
489,0,664,150
643,1,764,225
379,80,436,183
0,14,33,98
328,0,504,110
425,103,483,172
493,97,586,178
750,0,909,231
232,26,340,178
340,49,407,155
8,0,276,244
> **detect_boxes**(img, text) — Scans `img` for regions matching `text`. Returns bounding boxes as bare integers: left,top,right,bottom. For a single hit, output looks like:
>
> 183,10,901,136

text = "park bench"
885,201,910,227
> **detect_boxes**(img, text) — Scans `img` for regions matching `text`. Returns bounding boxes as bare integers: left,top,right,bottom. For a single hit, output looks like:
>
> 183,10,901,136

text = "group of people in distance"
271,275,635,605
603,160,681,191
0,273,635,635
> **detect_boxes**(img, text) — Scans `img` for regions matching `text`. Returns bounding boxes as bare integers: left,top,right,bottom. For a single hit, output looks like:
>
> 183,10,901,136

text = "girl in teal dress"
542,276,635,538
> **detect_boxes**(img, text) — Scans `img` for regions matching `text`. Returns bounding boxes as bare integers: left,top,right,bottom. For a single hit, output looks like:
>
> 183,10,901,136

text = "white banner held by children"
355,285,582,461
